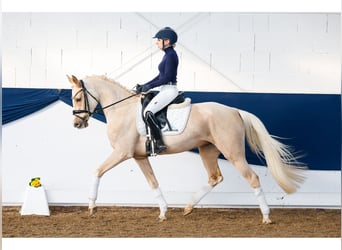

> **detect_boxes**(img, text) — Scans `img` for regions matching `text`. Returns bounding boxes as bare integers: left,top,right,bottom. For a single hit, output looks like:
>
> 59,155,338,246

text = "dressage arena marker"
20,185,50,216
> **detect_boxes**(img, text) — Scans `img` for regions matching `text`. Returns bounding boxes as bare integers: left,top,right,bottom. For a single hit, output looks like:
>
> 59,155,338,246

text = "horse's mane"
85,75,133,94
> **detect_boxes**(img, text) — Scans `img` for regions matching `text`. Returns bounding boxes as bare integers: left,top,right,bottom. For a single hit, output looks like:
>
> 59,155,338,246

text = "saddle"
141,91,186,131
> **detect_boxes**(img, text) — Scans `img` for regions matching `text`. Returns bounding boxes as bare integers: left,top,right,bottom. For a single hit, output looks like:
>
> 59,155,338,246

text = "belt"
167,82,177,85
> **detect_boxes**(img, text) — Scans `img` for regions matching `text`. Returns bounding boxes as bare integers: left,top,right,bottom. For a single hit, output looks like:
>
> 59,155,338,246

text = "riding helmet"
153,27,178,44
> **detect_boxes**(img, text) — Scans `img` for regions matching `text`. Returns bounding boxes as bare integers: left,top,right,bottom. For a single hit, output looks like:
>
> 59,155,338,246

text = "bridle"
72,80,139,121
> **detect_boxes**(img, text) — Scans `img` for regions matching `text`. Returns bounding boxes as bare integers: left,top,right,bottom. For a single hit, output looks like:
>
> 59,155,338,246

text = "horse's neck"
98,83,129,106
89,78,137,122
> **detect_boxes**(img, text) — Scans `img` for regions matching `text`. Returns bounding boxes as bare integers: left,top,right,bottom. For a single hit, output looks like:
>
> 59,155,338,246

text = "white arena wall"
2,101,341,207
2,12,341,208
2,12,340,93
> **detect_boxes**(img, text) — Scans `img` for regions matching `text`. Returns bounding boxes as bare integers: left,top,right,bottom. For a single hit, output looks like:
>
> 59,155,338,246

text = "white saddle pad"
136,98,192,136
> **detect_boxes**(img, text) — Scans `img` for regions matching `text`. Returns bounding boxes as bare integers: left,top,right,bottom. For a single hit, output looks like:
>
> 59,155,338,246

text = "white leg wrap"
254,187,270,215
153,187,167,217
89,176,100,205
189,184,213,207
89,199,96,209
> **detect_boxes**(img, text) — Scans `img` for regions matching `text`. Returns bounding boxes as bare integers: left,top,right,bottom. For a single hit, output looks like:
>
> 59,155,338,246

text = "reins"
72,80,139,119
99,92,140,111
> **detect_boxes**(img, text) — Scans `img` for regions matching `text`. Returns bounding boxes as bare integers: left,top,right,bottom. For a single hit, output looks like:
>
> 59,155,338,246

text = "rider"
135,27,179,153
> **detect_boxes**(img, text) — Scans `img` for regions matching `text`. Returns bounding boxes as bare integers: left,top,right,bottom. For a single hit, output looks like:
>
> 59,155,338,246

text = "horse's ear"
66,75,81,87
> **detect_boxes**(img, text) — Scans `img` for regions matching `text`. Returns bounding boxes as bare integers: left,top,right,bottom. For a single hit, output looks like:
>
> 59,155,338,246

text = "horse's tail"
238,110,306,194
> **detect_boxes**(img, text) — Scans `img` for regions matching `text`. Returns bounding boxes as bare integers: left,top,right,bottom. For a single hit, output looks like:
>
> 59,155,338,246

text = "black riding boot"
145,111,167,153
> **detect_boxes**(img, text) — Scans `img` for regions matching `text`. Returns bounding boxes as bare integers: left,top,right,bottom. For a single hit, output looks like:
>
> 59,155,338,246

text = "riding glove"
135,84,143,94
135,84,149,93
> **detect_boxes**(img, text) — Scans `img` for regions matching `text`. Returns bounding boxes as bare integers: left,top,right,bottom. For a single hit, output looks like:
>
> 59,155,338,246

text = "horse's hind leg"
217,141,272,224
232,157,271,224
209,112,272,224
184,144,223,216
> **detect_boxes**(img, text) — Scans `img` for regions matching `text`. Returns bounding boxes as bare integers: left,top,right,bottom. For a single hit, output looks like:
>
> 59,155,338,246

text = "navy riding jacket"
142,47,178,91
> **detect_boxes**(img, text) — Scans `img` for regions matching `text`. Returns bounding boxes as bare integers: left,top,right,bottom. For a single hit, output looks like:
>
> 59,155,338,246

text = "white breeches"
144,85,178,115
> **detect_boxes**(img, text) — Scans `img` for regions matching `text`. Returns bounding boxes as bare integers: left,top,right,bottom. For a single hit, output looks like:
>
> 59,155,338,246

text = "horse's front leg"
134,157,167,222
88,150,129,216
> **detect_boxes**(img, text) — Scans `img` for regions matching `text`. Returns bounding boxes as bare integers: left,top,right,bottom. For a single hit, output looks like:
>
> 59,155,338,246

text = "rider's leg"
144,85,178,114
144,85,178,152
144,111,167,152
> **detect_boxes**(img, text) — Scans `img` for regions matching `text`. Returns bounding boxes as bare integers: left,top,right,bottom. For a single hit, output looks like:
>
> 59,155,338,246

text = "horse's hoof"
158,216,167,222
88,207,97,217
262,218,273,224
183,206,193,216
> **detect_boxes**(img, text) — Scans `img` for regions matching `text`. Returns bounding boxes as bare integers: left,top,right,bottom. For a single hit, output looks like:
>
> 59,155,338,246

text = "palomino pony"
67,75,305,224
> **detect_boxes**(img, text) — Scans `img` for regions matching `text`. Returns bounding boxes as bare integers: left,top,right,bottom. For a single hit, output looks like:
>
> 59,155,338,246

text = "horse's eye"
75,97,82,102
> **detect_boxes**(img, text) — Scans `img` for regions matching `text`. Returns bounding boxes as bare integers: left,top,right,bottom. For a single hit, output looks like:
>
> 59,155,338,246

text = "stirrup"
146,139,167,156
145,137,167,156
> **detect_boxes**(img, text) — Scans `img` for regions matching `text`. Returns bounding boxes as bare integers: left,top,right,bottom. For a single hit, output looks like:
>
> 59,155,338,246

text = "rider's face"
156,38,170,50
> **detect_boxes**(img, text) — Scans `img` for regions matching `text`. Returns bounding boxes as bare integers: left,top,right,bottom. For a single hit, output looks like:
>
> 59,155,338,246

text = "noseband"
72,80,139,121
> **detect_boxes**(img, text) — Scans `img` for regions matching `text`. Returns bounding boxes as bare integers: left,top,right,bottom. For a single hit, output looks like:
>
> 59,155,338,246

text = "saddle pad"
136,98,192,136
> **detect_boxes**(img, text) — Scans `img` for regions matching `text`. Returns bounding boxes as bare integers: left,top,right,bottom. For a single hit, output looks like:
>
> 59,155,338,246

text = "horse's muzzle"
73,116,89,129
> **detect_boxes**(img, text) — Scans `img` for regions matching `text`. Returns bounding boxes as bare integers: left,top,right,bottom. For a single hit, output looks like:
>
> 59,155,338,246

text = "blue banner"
2,88,340,170
2,88,60,124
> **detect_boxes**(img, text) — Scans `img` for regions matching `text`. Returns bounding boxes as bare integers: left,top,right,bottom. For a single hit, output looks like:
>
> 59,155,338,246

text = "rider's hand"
134,84,143,94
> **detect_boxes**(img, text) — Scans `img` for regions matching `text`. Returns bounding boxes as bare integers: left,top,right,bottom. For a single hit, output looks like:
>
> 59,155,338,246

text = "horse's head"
67,75,99,129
